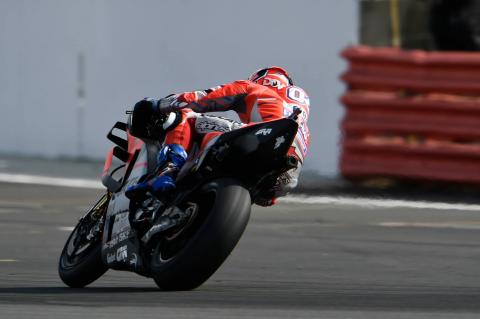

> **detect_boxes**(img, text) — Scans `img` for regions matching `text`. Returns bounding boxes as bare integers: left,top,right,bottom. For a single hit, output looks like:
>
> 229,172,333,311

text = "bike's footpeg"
140,204,196,244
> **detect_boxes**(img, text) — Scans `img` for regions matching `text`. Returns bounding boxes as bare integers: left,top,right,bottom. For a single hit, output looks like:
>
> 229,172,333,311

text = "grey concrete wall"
0,0,358,177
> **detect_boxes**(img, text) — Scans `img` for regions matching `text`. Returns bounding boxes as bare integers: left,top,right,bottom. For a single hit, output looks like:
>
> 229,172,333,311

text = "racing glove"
155,94,189,113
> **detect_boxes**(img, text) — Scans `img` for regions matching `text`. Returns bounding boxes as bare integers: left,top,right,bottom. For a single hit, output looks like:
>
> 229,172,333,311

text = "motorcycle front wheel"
58,194,109,288
151,178,251,290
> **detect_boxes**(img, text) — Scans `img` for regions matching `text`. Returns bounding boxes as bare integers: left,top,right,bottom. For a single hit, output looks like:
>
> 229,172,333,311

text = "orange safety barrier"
340,46,480,185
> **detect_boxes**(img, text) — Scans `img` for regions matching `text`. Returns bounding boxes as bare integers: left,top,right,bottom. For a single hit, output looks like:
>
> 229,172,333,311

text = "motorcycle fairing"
100,124,160,273
177,118,298,186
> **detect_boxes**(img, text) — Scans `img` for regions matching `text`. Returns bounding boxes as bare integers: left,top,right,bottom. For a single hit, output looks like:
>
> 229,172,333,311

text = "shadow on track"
0,287,160,294
1,284,480,312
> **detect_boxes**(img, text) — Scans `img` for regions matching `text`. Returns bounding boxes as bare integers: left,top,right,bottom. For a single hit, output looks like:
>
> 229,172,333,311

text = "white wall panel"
0,0,357,176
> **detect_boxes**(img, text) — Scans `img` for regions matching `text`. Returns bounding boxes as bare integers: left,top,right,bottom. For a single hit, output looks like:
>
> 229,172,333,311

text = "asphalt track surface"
1,182,480,318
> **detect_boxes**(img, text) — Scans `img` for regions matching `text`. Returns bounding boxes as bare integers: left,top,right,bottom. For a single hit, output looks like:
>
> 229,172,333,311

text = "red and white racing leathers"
164,80,311,203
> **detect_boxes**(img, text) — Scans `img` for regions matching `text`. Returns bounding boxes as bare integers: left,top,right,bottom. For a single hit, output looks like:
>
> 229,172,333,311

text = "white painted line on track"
376,222,480,230
0,259,18,262
280,196,480,212
58,226,75,232
0,172,479,212
0,173,103,189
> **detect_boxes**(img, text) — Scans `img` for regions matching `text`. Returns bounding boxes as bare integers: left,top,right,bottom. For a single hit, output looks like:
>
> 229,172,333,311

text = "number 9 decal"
287,87,309,105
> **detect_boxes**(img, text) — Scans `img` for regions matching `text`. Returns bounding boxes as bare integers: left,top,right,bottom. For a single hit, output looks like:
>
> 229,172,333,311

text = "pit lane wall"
0,0,358,178
340,46,480,184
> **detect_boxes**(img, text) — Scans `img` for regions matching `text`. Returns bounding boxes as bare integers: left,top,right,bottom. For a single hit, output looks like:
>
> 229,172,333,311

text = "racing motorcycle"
58,108,300,290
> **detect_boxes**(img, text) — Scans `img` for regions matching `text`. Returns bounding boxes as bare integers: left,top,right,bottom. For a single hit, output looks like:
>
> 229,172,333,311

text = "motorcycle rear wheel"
151,178,251,290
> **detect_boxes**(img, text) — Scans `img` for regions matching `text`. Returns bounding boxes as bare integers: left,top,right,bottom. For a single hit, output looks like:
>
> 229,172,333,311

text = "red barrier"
342,46,480,95
341,151,480,184
340,46,480,185
342,92,480,140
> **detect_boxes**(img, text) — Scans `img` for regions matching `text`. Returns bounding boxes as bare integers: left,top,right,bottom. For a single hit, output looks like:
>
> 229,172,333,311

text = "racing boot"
125,144,188,201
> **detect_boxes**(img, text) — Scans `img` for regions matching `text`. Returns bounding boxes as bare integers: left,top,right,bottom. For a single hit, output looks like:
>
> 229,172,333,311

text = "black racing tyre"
58,211,108,288
151,178,251,290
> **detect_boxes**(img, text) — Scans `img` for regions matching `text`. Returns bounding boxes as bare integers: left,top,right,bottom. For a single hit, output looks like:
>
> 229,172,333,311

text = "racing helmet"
248,66,293,88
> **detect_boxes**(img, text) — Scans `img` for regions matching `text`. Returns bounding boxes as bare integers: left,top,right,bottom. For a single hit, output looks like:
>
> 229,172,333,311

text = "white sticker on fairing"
111,212,129,237
116,245,128,262
274,136,286,149
129,253,138,267
255,128,272,136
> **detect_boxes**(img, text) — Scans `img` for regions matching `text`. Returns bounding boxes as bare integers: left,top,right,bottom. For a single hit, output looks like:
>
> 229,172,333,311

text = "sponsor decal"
195,115,239,133
106,252,116,264
118,229,129,241
129,253,138,267
196,120,229,133
262,77,286,90
111,212,130,237
105,229,131,248
274,136,286,149
255,128,272,136
105,237,118,248
287,87,310,105
116,245,128,262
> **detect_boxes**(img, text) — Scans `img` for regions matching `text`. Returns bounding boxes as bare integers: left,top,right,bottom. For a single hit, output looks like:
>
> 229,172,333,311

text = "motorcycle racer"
126,66,310,206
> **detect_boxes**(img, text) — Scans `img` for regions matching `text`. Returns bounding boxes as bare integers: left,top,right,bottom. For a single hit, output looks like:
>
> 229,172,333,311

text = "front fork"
81,192,110,241
81,192,110,221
